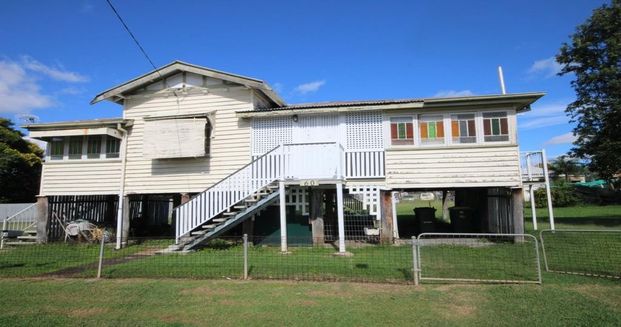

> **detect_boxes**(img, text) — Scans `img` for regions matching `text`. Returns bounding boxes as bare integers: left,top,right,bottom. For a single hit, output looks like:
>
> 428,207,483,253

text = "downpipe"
116,123,129,249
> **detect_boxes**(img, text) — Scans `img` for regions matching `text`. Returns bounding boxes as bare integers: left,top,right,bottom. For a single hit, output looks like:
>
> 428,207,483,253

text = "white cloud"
545,132,577,145
0,60,54,114
59,86,86,95
22,56,88,83
433,90,475,98
519,101,570,130
528,57,562,78
271,82,284,93
294,80,325,95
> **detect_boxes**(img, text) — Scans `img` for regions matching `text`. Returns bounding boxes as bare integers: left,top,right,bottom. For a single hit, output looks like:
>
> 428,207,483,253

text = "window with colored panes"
390,117,414,145
87,136,102,159
50,137,64,160
68,136,83,159
106,137,121,158
419,115,444,145
483,112,509,142
451,114,476,144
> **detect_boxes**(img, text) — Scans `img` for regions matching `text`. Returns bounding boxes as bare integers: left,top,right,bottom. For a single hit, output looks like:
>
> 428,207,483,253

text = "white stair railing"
175,145,283,242
175,142,347,243
1,203,37,249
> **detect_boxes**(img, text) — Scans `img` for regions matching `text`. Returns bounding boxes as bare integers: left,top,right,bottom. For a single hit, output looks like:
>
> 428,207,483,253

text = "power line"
104,0,158,71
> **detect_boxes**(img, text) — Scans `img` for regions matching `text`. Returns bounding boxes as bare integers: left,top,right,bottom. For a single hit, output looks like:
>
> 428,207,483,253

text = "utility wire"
105,0,158,71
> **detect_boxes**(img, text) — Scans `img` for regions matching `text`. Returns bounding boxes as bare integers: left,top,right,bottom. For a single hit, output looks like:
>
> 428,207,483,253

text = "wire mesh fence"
539,229,621,279
416,233,542,284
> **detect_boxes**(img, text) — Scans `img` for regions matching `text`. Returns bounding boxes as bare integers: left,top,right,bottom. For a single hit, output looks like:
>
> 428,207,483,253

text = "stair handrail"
1,203,37,249
173,144,282,211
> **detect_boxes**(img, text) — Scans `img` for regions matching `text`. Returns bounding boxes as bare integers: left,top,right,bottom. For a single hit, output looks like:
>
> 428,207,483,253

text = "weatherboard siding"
40,161,122,195
385,145,522,188
122,88,253,194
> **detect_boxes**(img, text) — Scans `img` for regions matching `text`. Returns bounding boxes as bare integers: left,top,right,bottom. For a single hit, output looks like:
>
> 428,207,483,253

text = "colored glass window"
390,117,413,145
419,115,445,145
483,112,509,142
451,114,476,143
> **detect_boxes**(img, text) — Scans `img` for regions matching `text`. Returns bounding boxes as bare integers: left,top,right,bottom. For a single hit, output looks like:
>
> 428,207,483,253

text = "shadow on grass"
552,217,621,228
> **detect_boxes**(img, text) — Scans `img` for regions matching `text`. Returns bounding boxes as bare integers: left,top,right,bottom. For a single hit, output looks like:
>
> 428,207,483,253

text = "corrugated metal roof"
253,98,425,111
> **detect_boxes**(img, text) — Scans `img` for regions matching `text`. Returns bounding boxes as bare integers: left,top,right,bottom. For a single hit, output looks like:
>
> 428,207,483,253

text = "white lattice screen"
251,117,292,155
345,112,384,150
347,186,381,219
287,187,309,215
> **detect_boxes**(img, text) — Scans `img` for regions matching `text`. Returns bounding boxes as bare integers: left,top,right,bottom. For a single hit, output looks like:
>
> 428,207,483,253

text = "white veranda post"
336,182,346,253
526,154,538,230
541,149,555,230
279,181,287,252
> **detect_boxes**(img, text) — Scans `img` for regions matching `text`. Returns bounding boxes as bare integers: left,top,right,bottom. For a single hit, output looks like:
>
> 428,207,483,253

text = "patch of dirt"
436,289,482,320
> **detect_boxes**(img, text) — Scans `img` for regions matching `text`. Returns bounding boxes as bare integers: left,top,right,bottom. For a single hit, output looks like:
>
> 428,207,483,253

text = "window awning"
29,127,123,140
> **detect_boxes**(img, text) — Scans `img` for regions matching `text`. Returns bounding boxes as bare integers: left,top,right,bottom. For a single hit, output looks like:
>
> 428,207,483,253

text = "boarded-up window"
483,112,509,142
143,118,209,159
390,117,413,145
451,114,476,144
419,115,444,145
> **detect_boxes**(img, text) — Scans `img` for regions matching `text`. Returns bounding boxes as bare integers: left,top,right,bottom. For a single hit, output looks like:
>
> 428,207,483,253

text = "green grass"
524,204,621,231
0,277,619,326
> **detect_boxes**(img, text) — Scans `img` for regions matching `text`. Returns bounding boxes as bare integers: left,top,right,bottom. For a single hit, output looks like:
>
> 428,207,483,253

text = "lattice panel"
287,187,309,215
251,117,292,155
345,112,384,150
347,185,381,219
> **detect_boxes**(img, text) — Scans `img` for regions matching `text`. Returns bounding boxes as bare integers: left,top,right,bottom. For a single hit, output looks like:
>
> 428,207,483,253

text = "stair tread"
17,235,37,240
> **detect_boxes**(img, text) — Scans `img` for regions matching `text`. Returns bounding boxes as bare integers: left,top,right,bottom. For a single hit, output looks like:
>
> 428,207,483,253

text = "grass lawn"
0,276,619,326
524,204,621,231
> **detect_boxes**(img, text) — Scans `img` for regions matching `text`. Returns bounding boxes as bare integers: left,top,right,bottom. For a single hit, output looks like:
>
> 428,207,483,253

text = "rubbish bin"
449,207,475,232
414,207,436,234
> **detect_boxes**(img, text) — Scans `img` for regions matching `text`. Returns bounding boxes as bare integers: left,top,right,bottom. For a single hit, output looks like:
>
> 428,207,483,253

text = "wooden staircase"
167,184,279,251
1,228,37,247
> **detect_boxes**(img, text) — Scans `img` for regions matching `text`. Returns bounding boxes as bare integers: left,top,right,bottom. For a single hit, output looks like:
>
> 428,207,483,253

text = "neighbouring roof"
24,118,132,131
236,92,545,117
90,61,285,107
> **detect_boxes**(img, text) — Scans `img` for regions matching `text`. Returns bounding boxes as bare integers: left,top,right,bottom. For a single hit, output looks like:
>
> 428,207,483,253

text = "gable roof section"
90,61,285,107
236,92,545,117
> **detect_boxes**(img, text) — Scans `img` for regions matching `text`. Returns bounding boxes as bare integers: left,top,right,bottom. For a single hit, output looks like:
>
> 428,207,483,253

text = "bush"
534,182,581,208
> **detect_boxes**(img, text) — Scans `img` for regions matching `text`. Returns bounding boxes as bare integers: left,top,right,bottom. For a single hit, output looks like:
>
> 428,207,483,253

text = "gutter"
115,123,129,249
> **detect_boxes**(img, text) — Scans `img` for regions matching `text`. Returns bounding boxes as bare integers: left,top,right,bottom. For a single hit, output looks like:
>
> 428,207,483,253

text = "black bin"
449,207,475,232
414,207,436,234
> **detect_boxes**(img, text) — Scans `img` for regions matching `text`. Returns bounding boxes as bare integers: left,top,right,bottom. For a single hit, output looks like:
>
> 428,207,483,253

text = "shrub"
534,182,581,208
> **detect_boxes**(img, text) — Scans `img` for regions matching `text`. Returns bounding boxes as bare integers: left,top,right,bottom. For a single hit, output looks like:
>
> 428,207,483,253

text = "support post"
279,181,287,252
243,234,248,280
391,191,400,239
35,196,48,244
529,185,538,230
511,188,524,234
541,149,555,230
336,182,346,253
412,236,419,285
121,196,130,248
97,234,105,278
310,188,324,246
380,191,394,244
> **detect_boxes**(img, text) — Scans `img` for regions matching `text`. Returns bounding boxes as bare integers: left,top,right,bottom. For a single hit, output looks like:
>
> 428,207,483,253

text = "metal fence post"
97,235,105,279
243,234,248,280
411,236,419,285
539,230,550,272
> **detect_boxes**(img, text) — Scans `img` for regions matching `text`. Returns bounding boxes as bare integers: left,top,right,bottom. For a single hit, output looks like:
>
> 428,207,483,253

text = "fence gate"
539,229,621,279
416,233,542,284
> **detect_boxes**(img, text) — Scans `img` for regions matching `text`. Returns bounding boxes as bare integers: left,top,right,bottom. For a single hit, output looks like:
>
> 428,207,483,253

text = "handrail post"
1,218,6,249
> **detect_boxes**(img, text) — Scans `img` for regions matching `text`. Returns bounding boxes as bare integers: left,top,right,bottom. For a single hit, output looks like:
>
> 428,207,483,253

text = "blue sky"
0,0,606,156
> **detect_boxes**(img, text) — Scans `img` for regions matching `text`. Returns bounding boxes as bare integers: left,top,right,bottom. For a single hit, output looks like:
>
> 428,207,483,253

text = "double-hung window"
106,137,121,158
451,114,477,144
419,115,444,145
68,136,83,160
390,117,414,145
50,137,64,160
87,136,102,159
483,112,509,142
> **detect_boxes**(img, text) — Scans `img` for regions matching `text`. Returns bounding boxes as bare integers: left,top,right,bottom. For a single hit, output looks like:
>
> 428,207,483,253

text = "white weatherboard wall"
40,161,122,195
385,145,522,188
123,88,253,194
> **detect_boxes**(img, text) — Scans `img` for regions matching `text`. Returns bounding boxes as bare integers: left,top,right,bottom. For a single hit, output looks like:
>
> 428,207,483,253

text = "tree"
548,155,585,182
0,118,43,203
556,0,621,181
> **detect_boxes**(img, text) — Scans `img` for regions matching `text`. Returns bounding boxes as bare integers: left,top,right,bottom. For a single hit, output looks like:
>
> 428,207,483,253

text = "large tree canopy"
0,118,43,203
556,0,621,180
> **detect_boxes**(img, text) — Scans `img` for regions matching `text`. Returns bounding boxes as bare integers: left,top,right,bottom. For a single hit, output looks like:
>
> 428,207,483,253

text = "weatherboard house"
25,61,545,252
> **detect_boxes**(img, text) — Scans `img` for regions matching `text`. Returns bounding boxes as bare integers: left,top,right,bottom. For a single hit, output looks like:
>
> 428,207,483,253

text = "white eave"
90,61,285,107
24,118,132,140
